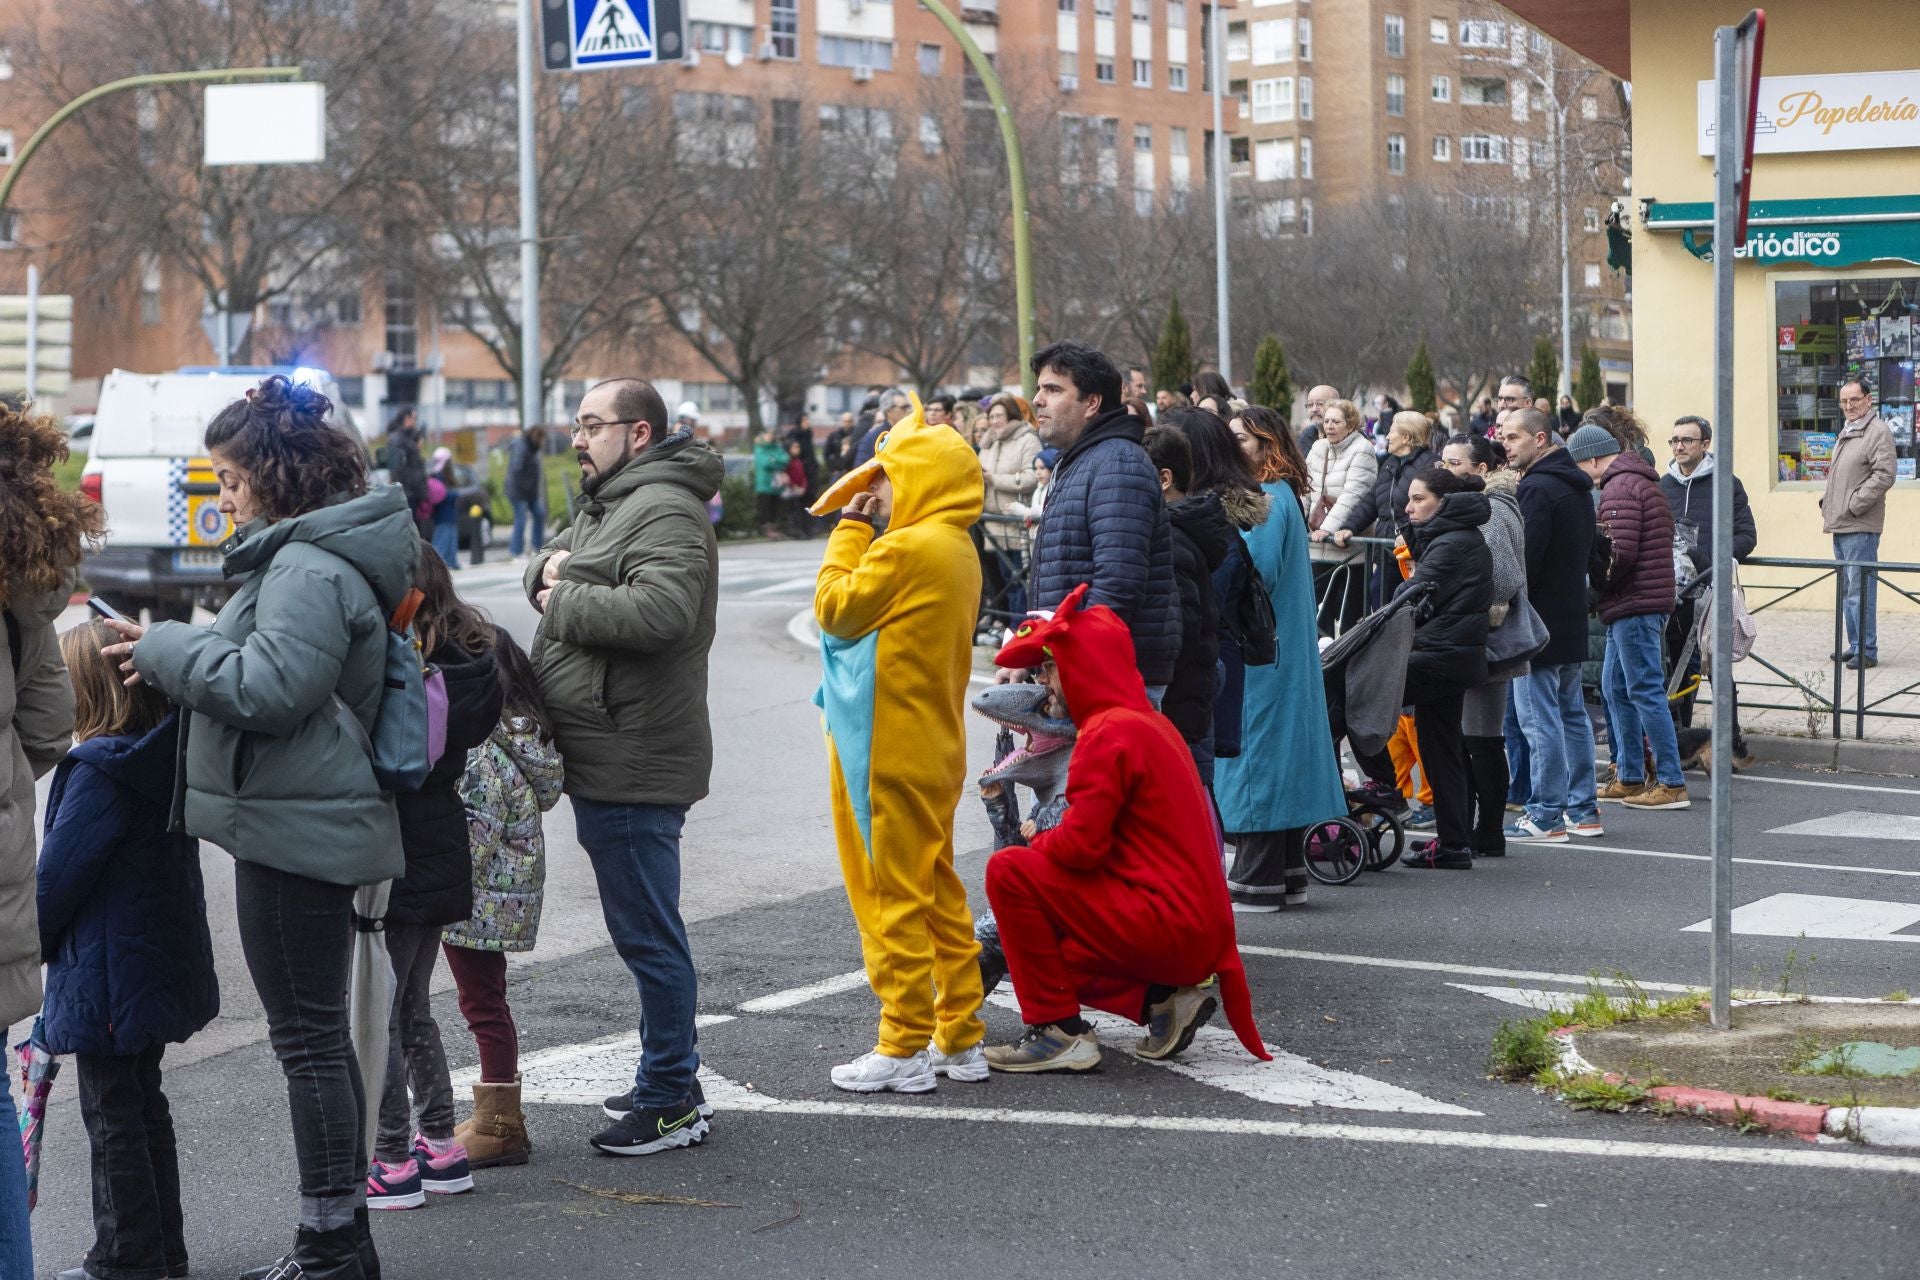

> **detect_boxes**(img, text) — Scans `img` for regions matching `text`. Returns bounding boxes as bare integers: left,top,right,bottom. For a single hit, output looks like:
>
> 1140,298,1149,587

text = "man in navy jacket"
1013,340,1179,697
1499,408,1600,844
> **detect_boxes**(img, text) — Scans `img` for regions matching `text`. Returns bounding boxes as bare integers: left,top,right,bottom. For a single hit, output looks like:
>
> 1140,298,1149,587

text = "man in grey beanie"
1568,423,1689,811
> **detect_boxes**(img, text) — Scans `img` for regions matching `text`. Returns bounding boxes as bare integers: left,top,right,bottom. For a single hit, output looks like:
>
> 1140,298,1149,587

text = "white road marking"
1768,810,1920,841
1447,985,1631,1015
785,609,820,651
1737,774,1920,798
737,970,872,1012
449,1018,736,1100
984,991,1478,1116
1236,945,1702,993
1559,842,1920,880
743,574,822,597
1682,892,1920,944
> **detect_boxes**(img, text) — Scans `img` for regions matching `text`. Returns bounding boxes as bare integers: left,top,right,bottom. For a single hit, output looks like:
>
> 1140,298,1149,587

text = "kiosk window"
1774,274,1917,484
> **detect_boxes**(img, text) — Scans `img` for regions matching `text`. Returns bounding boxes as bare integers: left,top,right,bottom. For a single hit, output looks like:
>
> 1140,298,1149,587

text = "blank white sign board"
204,82,326,166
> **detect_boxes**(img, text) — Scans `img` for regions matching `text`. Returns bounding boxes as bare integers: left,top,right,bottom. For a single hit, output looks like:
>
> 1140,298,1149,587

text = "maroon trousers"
441,945,518,1083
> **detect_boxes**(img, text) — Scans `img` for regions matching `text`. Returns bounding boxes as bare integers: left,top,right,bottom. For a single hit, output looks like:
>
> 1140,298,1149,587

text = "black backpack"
1227,539,1279,667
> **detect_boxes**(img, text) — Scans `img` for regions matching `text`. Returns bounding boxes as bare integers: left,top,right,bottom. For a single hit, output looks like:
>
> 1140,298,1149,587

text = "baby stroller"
1312,587,1428,883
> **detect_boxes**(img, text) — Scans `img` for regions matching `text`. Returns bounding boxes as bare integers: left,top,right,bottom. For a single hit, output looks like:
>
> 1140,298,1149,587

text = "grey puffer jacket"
134,485,419,887
3,583,75,1027
1030,409,1180,686
1482,471,1529,620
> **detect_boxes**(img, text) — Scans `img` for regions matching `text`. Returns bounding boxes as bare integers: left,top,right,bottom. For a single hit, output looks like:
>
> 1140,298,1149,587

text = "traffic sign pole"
518,0,542,431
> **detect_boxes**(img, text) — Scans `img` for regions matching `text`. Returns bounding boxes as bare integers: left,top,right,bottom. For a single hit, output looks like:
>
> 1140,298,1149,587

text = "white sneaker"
1231,901,1280,914
928,1043,990,1083
829,1050,937,1094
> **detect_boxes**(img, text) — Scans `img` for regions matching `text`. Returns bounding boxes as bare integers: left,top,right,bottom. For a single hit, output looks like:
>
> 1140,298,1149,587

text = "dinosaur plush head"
993,583,1150,718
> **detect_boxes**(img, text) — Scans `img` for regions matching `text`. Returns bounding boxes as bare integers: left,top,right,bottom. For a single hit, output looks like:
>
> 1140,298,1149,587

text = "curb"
1746,732,1920,778
1552,1029,1920,1150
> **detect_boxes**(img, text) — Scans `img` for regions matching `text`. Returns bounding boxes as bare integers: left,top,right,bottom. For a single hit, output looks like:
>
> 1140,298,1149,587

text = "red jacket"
1595,450,1676,625
999,586,1270,1059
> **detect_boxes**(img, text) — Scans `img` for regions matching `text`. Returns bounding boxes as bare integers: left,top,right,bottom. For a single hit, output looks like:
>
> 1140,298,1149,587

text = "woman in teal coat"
1215,410,1347,911
753,429,790,537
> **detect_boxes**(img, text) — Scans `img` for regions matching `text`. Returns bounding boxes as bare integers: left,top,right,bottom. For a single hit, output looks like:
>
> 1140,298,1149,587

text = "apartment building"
1224,0,1633,397
0,0,1223,434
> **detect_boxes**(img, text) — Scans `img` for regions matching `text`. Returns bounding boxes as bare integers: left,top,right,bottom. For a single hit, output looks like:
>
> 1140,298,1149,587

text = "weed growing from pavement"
1490,1017,1559,1081
1889,989,1911,1003
1786,1030,1826,1073
1731,1101,1766,1135
1799,669,1827,738
1488,975,1705,1085
1550,1073,1649,1113
1773,939,1816,1001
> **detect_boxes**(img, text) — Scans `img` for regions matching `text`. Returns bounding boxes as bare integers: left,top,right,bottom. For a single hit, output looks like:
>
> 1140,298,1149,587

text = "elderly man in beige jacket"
1820,376,1897,669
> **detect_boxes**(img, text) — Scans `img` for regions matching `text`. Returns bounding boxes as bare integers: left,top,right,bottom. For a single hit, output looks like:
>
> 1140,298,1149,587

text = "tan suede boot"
458,1081,531,1168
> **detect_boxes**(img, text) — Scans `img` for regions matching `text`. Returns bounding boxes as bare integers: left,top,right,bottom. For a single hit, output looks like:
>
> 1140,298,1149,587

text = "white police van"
80,366,363,620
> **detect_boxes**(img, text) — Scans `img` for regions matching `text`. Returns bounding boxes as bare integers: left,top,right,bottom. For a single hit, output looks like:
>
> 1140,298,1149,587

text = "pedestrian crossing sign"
543,0,685,72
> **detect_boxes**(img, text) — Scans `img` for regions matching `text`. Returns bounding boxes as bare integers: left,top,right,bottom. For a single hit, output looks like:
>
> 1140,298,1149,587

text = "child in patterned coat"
442,631,564,1166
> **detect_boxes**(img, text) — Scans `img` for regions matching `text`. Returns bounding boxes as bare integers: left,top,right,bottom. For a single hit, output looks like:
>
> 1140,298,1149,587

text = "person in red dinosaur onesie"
982,584,1272,1073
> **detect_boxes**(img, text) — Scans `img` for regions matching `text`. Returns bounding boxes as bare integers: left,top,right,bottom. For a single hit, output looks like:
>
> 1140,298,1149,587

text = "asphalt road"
19,538,1920,1279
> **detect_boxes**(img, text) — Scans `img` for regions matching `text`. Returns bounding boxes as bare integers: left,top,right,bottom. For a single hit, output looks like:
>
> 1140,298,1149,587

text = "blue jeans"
1503,692,1532,808
510,498,546,558
0,1050,30,1280
1602,613,1685,788
430,520,462,569
1515,661,1598,827
572,799,700,1108
1834,532,1880,660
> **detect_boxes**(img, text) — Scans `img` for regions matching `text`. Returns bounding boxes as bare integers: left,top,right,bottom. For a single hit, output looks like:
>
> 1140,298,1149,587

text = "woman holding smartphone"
102,375,418,1280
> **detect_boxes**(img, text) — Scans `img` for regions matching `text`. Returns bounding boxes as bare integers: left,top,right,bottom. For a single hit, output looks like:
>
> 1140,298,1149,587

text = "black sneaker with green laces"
603,1078,712,1122
589,1099,709,1156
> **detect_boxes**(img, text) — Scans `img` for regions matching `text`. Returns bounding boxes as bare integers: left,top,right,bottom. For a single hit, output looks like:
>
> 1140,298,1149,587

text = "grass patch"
55,448,87,492
1888,990,1911,1003
1490,1017,1560,1081
1549,1072,1649,1113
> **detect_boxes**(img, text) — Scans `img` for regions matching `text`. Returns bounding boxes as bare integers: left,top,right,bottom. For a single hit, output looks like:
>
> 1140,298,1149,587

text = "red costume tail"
1217,957,1272,1061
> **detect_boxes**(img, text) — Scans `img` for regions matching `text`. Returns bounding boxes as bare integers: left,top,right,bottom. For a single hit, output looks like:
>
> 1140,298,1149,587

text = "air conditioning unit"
852,64,873,82
757,42,777,61
684,49,701,67
1060,75,1078,92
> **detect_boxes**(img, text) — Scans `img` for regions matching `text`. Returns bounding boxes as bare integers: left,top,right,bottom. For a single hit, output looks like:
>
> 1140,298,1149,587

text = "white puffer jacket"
1305,431,1379,551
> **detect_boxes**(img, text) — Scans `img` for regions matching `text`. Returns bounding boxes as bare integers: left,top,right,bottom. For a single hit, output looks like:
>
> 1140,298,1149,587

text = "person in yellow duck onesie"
810,394,989,1094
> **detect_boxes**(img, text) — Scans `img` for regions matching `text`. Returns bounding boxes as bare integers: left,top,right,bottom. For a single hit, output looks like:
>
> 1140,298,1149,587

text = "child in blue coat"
39,620,218,1280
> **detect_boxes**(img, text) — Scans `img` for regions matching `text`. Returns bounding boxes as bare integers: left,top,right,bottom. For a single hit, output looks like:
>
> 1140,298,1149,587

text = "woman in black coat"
372,550,504,1197
1396,467,1493,871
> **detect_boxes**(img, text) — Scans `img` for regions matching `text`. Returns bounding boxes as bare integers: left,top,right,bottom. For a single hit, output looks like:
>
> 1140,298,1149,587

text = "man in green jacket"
527,376,724,1158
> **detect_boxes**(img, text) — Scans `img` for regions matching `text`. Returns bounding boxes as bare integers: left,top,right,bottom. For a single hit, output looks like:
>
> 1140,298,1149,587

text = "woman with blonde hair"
1301,398,1378,634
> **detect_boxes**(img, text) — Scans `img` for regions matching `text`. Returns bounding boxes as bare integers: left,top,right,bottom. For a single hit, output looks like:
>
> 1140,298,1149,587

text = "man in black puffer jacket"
1146,426,1233,781
1498,408,1599,845
1019,340,1179,695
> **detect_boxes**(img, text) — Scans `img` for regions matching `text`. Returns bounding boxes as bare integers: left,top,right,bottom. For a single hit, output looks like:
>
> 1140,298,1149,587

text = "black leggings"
233,861,364,1232
1409,681,1472,854
1465,734,1510,855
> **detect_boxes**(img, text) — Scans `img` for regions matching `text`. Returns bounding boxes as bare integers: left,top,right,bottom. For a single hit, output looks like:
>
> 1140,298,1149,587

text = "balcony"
961,0,998,24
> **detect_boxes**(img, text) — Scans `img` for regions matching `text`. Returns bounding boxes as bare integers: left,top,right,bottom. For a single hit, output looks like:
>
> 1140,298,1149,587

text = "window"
1095,58,1115,83
0,210,17,248
1458,19,1506,48
1384,14,1404,57
1169,65,1187,90
1302,197,1313,236
690,21,751,57
1134,123,1153,151
919,113,943,154
1460,133,1508,163
1429,18,1448,43
819,103,896,179
1133,58,1152,87
1226,22,1249,62
1386,133,1405,174
1059,0,1076,10
139,255,162,327
1251,19,1292,64
1230,79,1248,113
1060,50,1079,89
1250,77,1295,124
0,130,12,166
1256,199,1297,235
770,0,798,59
1461,76,1508,106
1582,207,1601,233
1386,73,1406,116
772,98,800,151
1432,135,1451,162
1167,1,1185,28
817,35,893,70
1431,74,1451,102
1774,275,1920,484
1254,138,1295,182
1583,263,1603,290
675,92,759,165
1298,75,1313,119
1299,136,1312,179
918,42,942,75
0,45,13,78
1170,125,1189,186
1582,95,1600,121
1132,0,1150,18
1095,117,1118,186
1297,17,1312,61
1229,135,1251,178
1095,0,1114,15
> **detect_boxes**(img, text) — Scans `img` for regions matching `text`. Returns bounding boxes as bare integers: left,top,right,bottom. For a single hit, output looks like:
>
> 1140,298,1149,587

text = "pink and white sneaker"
366,1158,426,1210
411,1135,475,1195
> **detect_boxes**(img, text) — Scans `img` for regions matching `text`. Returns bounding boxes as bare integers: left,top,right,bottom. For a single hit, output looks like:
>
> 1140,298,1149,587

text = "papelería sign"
1697,68,1920,155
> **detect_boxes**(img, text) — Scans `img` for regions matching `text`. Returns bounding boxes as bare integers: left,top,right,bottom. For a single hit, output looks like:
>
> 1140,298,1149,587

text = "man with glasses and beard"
1660,415,1757,757
526,377,725,1158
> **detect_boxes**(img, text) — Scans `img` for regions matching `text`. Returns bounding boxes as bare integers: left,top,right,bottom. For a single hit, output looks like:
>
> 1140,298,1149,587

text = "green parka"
134,485,420,887
526,435,722,805
2,582,75,1027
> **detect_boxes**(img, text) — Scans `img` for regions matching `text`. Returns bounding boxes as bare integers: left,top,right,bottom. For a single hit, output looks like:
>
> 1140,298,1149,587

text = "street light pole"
1211,2,1232,387
516,0,543,431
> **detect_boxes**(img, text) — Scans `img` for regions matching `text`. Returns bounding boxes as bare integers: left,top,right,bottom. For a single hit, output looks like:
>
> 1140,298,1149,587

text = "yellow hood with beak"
809,393,984,530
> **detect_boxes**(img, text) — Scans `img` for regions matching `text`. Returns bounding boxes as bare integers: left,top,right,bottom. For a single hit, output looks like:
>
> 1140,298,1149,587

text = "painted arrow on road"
1683,893,1920,943
1768,810,1920,842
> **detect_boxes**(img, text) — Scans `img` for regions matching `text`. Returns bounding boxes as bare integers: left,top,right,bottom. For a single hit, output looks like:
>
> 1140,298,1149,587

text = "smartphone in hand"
86,597,132,625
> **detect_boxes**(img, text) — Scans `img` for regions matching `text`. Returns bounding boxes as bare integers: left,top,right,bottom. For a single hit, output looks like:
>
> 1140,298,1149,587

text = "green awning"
1644,195,1920,267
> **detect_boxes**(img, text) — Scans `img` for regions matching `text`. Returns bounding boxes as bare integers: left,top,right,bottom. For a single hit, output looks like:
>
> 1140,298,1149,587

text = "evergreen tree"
1152,294,1196,393
1250,334,1294,421
1526,336,1559,404
1575,345,1604,410
1405,337,1437,414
